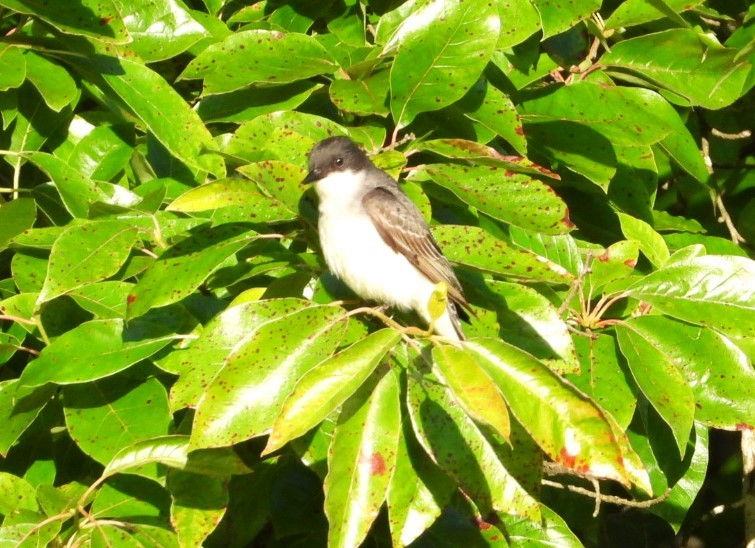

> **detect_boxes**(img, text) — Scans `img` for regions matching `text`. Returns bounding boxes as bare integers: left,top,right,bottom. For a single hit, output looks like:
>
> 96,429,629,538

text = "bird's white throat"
314,168,367,213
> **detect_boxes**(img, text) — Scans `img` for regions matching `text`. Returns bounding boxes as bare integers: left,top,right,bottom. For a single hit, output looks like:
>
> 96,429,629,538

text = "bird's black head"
303,136,371,184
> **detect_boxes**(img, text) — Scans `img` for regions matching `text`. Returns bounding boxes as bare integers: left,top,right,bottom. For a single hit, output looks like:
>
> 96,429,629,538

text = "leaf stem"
0,313,37,326
16,509,76,545
33,312,50,346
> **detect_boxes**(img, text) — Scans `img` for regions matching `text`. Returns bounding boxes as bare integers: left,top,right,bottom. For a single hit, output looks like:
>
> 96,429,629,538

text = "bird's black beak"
303,169,321,184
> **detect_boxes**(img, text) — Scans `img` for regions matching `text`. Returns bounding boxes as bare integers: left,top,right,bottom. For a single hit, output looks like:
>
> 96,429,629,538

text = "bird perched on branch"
304,136,471,340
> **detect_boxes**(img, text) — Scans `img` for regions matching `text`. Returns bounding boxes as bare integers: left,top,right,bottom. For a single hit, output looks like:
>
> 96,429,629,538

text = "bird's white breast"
314,170,435,313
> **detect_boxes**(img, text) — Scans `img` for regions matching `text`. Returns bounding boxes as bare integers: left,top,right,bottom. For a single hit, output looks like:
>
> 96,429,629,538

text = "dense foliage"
0,0,754,546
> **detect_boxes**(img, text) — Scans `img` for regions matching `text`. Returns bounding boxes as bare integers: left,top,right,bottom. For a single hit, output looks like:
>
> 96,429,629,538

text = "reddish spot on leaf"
736,422,753,431
558,447,577,468
515,126,524,136
598,251,610,262
366,452,386,475
623,259,637,268
127,294,136,304
476,517,492,530
100,17,113,25
562,210,575,228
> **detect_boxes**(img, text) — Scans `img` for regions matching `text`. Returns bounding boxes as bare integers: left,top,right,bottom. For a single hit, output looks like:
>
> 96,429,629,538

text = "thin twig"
711,128,751,140
542,479,672,510
702,137,747,244
715,193,746,245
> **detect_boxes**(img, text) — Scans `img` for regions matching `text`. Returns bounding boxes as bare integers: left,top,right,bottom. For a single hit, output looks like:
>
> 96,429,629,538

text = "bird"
303,136,471,340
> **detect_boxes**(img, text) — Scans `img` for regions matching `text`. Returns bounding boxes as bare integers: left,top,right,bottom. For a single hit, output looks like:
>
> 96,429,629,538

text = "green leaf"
23,151,107,218
190,305,348,449
608,144,658,222
605,0,705,29
585,240,640,296
414,139,558,178
87,522,178,546
425,163,571,234
650,423,709,532
620,316,755,430
103,435,251,478
37,221,138,304
525,120,616,187
387,421,453,546
0,198,36,251
5,89,69,176
0,511,61,547
0,88,18,129
626,255,755,337
0,382,55,457
23,52,77,112
197,81,321,123
126,224,257,319
617,212,670,268
69,281,133,319
407,367,540,519
89,56,224,178
521,82,678,146
570,334,637,430
0,0,130,43
91,475,169,524
113,0,209,61
0,44,26,91
167,178,296,224
502,505,583,547
656,122,709,185
431,225,574,284
19,319,175,387
433,345,511,441
615,321,694,456
169,471,228,548
508,227,582,276
236,160,308,214
478,280,580,373
389,0,500,130
531,0,600,38
457,78,527,154
181,29,337,95
66,122,135,181
465,338,632,485
0,471,38,513
324,368,400,548
264,329,402,455
225,111,348,166
62,376,172,466
603,29,752,109
167,298,315,411
330,72,391,117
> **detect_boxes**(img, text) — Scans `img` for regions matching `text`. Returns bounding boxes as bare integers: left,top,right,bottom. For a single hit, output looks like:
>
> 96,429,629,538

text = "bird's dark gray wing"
361,186,470,312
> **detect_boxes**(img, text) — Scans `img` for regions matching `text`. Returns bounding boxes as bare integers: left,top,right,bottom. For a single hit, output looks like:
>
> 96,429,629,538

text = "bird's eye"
334,157,344,167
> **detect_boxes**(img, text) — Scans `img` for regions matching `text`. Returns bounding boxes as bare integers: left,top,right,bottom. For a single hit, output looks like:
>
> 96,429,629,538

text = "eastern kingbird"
304,136,471,340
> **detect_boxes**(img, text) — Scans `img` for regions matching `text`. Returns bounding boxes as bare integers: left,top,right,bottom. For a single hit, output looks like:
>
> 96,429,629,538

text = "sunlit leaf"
407,368,541,518
19,319,175,387
465,338,632,485
627,255,755,337
389,0,500,129
181,29,337,94
190,305,348,449
324,368,400,548
37,221,138,304
265,329,401,455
